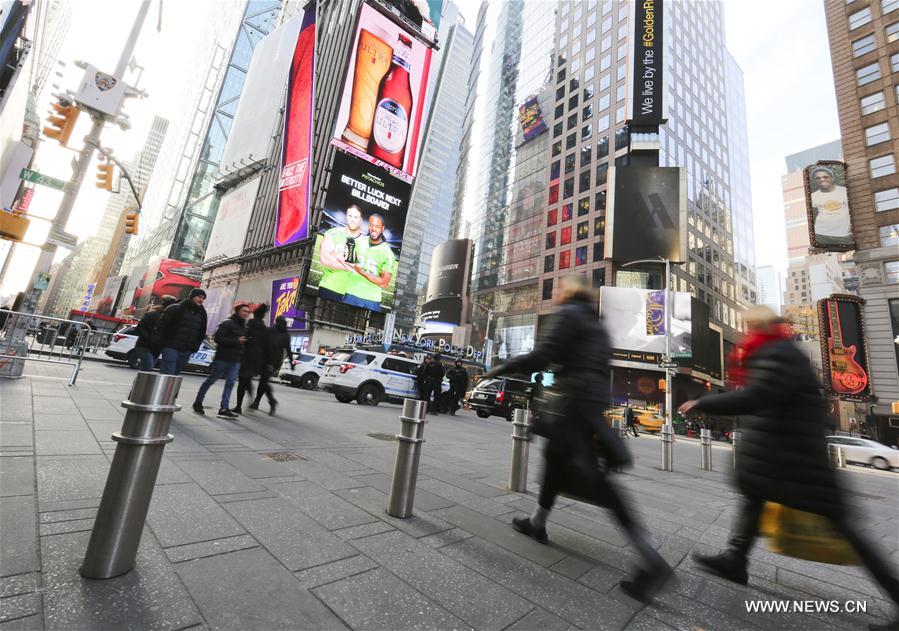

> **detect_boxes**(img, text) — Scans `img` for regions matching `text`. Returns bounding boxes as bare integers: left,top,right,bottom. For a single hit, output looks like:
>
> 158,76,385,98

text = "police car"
104,326,216,372
319,349,427,405
279,352,347,389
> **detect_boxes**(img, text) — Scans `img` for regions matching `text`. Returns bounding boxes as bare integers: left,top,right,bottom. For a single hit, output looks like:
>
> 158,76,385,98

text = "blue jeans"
194,359,240,411
134,347,158,371
160,347,192,375
342,293,381,312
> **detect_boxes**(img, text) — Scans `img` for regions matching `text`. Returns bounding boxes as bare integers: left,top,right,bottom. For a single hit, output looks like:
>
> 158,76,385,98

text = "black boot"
620,562,674,603
269,398,277,416
693,550,749,585
511,516,548,544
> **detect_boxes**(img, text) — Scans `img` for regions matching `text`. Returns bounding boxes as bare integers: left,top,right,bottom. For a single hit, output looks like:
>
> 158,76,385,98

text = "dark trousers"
236,376,254,409
253,367,275,406
728,495,899,604
429,382,442,412
448,386,464,413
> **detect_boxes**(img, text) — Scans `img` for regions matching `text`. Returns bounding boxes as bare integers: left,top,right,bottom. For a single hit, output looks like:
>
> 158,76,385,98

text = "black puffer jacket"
213,314,247,363
135,309,163,353
691,339,845,518
157,300,207,352
239,317,269,377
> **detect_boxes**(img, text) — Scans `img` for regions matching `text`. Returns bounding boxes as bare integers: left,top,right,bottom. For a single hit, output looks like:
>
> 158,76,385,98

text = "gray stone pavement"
1,360,897,630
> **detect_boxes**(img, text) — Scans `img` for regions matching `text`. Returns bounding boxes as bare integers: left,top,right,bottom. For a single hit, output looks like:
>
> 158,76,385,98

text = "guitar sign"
825,299,868,396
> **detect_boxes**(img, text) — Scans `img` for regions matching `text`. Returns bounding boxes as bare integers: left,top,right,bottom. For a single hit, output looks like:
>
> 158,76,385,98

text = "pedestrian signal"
96,163,114,191
124,211,139,235
43,101,80,145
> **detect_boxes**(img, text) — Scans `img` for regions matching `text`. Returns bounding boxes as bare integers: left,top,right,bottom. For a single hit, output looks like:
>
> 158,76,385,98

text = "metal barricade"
700,428,713,471
386,399,428,518
660,423,674,471
0,309,115,385
81,371,181,579
509,408,529,492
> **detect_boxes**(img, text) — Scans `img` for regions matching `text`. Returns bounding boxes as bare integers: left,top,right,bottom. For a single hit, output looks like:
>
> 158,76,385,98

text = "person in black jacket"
193,303,250,419
133,295,176,371
425,352,445,414
157,288,208,375
252,315,294,415
483,274,672,603
681,306,899,630
415,357,432,402
445,359,469,416
234,304,269,414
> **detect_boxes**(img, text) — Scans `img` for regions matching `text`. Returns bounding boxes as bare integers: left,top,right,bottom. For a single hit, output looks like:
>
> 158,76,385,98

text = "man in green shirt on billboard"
317,205,363,302
344,213,396,312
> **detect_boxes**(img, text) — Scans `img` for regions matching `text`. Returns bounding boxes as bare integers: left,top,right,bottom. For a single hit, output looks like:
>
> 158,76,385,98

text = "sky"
3,0,841,298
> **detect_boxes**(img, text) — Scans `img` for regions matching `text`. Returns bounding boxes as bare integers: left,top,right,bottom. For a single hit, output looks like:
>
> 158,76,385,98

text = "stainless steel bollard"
732,430,739,468
81,372,181,579
700,428,713,471
660,423,674,471
611,419,628,472
386,399,428,518
509,408,530,492
828,444,847,469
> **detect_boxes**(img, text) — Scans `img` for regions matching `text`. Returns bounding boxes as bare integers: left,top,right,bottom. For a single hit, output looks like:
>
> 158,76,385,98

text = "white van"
320,350,427,406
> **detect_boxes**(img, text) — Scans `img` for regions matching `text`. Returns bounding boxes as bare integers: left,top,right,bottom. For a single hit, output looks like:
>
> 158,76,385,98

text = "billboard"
629,0,664,125
271,276,306,330
91,275,126,316
306,151,410,313
606,166,684,262
600,286,692,365
818,295,871,400
804,161,854,251
518,95,548,143
203,283,237,334
421,238,472,326
330,2,434,182
687,299,722,381
132,257,203,315
275,3,316,247
204,176,260,262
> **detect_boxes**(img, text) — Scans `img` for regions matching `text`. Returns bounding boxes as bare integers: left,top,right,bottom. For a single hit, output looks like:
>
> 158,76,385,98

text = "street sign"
19,168,68,191
671,352,691,358
659,362,678,369
46,229,78,250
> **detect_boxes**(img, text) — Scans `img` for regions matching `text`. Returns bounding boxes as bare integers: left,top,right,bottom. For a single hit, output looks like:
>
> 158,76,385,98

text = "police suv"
319,349,427,406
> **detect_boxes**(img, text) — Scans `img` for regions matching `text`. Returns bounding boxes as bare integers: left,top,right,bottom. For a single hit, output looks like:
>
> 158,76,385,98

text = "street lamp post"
471,301,494,368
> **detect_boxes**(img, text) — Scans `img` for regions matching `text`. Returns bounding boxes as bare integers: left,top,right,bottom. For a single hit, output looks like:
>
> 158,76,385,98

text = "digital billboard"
275,3,315,247
271,276,306,330
629,0,665,125
421,238,472,326
330,2,434,182
518,95,548,143
600,286,692,365
205,176,260,262
606,166,684,262
306,151,410,313
818,294,871,400
804,161,854,251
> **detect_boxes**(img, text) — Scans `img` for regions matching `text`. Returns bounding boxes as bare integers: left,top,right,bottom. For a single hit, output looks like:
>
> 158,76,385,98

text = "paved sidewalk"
1,361,897,630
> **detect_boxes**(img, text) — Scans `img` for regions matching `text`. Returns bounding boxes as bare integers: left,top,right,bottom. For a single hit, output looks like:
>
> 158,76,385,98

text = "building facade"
756,265,783,314
824,0,899,420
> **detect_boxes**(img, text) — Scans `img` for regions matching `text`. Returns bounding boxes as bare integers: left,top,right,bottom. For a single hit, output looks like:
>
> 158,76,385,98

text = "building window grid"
875,187,899,211
866,122,891,145
861,91,886,114
870,154,897,177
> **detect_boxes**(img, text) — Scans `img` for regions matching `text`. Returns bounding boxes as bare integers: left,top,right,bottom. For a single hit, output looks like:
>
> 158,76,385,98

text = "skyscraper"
823,0,899,422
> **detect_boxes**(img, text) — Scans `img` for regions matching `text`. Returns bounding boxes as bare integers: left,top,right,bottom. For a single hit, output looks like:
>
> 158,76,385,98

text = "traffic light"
124,210,139,235
96,162,114,191
42,101,80,145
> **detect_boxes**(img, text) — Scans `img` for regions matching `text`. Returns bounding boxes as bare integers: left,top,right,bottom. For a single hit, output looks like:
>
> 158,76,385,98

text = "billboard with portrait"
599,286,692,365
606,166,684,262
330,2,434,182
306,151,411,313
271,276,306,330
275,3,315,247
818,294,871,400
804,161,854,251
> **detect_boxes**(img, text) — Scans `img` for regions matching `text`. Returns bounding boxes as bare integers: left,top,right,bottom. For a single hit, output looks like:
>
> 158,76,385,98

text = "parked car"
320,349,433,406
467,376,532,422
825,435,899,470
104,326,216,372
279,353,343,389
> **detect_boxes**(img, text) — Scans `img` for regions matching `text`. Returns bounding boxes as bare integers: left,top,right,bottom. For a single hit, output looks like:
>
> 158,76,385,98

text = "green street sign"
19,168,67,191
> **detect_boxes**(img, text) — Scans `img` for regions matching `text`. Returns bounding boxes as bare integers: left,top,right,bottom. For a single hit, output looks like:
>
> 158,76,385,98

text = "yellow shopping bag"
758,502,859,566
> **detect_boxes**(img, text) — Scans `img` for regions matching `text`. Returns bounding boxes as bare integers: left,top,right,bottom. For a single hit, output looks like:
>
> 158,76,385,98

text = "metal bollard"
700,428,712,471
509,408,530,492
660,423,674,471
828,444,847,469
386,398,428,518
611,419,628,472
81,372,181,579
732,430,739,468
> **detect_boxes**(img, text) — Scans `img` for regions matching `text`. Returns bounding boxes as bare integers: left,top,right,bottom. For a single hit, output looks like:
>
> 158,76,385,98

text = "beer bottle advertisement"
330,3,433,182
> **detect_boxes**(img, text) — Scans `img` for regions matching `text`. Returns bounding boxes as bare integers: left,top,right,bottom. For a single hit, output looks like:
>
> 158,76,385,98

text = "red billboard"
330,2,433,183
275,2,316,247
818,294,872,400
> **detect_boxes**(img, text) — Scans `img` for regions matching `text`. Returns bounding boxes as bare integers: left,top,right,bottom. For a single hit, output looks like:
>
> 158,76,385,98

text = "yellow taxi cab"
603,407,665,433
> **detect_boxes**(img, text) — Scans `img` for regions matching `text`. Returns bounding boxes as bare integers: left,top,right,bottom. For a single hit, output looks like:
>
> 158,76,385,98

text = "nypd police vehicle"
319,349,427,406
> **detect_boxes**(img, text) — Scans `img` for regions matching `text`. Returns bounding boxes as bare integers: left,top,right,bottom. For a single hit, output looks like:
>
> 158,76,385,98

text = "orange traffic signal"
124,210,139,235
96,162,114,191
43,101,80,145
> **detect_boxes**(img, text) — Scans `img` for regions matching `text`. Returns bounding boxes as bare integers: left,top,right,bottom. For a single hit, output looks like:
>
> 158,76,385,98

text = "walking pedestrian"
234,304,269,414
625,405,639,437
446,359,469,416
193,303,249,419
483,274,673,603
679,306,899,631
157,288,208,375
426,352,445,414
133,295,176,371
255,315,294,416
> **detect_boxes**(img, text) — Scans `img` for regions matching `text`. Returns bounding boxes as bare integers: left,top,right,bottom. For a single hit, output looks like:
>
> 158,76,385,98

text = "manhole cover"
261,451,306,462
367,432,397,441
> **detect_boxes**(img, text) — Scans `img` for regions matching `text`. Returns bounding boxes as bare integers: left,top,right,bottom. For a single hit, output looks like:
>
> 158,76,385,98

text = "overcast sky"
2,0,841,298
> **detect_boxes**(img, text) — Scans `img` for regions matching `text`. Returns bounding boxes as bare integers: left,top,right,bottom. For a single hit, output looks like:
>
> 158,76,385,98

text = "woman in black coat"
681,306,898,630
483,274,672,603
252,315,293,415
234,304,269,413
